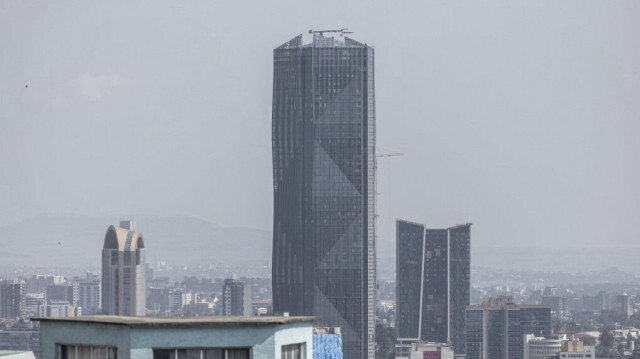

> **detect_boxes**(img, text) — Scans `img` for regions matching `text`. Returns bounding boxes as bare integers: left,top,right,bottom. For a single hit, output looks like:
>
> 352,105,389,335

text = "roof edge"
34,315,319,327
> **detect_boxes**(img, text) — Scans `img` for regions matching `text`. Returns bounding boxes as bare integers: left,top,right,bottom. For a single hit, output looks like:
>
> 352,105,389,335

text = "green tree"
599,325,616,349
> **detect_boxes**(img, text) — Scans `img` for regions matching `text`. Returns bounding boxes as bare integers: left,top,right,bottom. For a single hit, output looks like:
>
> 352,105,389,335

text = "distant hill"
0,214,272,267
2,214,638,277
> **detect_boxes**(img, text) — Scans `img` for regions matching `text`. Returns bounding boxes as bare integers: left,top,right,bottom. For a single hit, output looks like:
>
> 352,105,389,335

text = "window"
153,349,249,359
59,345,117,359
281,344,303,359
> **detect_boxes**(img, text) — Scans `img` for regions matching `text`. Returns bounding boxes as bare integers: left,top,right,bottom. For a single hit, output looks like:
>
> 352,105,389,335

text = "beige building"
101,220,146,316
558,339,595,358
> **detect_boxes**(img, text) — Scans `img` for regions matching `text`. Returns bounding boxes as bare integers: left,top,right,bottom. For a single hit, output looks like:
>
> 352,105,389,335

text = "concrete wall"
40,321,312,359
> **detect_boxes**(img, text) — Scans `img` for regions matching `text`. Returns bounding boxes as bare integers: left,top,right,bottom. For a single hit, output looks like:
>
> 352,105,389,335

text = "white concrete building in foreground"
37,316,315,359
0,351,36,359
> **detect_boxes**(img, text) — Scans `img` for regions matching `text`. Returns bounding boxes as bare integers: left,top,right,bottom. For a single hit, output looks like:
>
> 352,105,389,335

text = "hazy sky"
1,1,639,251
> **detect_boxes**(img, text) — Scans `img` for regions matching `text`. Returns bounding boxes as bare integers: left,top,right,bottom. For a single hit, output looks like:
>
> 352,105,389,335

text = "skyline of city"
2,2,640,358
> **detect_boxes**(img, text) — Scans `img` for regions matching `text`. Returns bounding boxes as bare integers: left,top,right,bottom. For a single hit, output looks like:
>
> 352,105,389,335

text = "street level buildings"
272,33,376,359
395,220,471,354
101,221,146,316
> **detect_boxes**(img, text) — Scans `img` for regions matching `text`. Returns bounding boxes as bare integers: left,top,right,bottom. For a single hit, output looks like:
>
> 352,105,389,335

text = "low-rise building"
0,320,39,359
0,351,36,359
524,335,562,359
37,315,315,359
37,301,78,318
409,343,454,359
558,339,594,358
23,294,46,318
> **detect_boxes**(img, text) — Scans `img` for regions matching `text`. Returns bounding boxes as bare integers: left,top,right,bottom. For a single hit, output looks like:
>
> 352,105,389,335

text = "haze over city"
3,2,640,359
1,0,639,269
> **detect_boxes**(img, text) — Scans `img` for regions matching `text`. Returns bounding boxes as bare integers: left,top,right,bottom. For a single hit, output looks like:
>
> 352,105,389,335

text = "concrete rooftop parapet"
34,315,319,327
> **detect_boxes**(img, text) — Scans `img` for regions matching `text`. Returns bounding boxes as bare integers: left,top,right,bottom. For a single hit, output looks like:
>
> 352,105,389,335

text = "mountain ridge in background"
2,213,639,279
0,213,272,268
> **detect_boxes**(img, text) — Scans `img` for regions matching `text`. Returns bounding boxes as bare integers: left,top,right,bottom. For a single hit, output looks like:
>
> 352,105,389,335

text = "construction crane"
375,152,404,172
308,28,353,36
374,152,404,218
376,152,404,159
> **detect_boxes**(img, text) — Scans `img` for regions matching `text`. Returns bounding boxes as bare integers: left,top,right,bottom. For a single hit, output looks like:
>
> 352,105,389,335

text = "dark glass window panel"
226,349,249,359
153,349,172,359
204,349,223,359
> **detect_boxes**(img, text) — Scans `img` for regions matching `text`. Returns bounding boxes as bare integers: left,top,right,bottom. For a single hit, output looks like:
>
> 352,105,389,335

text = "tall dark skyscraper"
272,32,376,359
396,220,471,355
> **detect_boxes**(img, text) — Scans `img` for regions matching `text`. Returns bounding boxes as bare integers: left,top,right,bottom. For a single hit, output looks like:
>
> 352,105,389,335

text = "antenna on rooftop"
308,28,353,37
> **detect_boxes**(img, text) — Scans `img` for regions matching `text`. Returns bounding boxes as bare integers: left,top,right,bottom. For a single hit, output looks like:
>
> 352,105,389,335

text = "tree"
599,325,615,349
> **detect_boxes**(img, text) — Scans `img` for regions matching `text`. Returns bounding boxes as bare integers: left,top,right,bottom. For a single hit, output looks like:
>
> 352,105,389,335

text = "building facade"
26,275,65,294
541,295,569,320
38,300,78,318
523,335,562,359
406,343,454,359
0,320,40,359
395,220,471,354
37,316,314,359
465,296,552,359
272,32,376,359
1,281,25,318
72,273,102,315
101,221,146,316
24,293,46,318
222,279,252,316
617,294,632,318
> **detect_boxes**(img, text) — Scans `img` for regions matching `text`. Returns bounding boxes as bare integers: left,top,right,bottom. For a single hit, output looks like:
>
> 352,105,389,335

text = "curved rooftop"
103,225,144,251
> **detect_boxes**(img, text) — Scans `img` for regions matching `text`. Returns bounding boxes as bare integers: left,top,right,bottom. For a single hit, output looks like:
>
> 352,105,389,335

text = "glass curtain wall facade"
395,221,471,355
396,220,425,340
465,297,551,359
423,229,449,343
448,225,471,352
272,33,376,359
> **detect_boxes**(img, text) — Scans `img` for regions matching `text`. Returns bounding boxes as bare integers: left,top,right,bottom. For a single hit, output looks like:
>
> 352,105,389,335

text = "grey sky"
1,1,638,251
